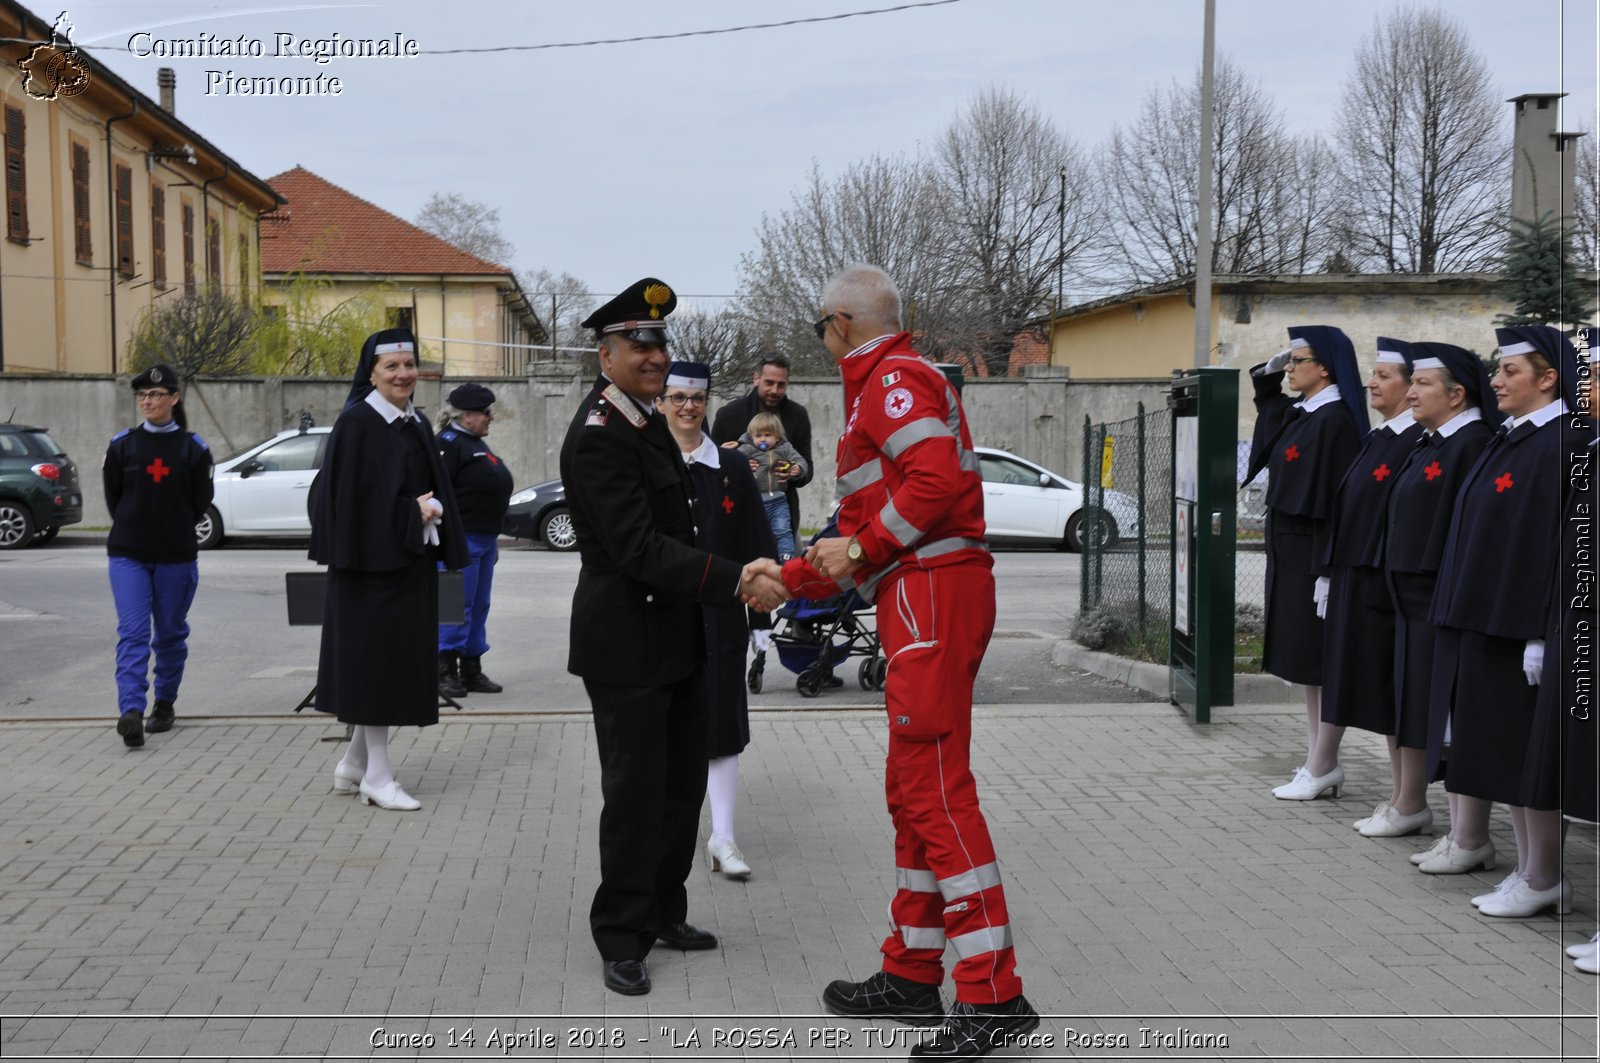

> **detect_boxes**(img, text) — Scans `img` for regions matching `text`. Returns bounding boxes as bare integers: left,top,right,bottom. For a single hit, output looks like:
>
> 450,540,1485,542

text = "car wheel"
0,501,34,550
539,507,578,552
33,524,59,545
1064,509,1119,552
195,505,224,550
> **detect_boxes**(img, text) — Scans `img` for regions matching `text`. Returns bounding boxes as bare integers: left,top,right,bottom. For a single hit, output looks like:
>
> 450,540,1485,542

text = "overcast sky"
63,0,1600,310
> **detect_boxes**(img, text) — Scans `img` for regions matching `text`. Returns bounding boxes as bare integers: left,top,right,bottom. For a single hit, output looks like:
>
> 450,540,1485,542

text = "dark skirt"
1263,512,1323,686
316,558,440,728
1521,636,1599,820
1433,627,1541,806
706,601,751,758
1321,564,1397,734
1389,571,1437,751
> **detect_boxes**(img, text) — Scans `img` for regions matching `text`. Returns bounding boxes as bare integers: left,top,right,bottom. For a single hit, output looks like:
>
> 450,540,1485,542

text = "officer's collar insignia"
602,383,648,429
644,283,672,319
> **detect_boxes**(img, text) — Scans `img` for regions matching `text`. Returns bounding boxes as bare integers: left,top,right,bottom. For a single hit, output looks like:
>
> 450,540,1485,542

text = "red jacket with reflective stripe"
783,333,989,603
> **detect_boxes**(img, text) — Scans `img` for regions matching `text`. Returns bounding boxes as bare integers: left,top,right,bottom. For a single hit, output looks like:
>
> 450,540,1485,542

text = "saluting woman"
1315,338,1423,816
1379,343,1500,858
310,329,467,811
1427,325,1587,916
1250,326,1367,800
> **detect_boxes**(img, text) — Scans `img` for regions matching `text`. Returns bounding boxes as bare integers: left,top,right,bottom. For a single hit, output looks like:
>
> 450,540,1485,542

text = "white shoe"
332,760,363,794
1358,805,1433,838
1409,835,1450,865
1565,932,1600,960
1272,765,1344,800
1576,952,1600,975
1471,870,1525,908
1478,877,1571,918
706,837,752,880
1417,839,1495,875
359,779,421,811
1353,801,1392,832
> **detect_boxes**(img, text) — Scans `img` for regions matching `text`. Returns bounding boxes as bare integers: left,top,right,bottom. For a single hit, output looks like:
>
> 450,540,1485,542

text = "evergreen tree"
1496,211,1594,329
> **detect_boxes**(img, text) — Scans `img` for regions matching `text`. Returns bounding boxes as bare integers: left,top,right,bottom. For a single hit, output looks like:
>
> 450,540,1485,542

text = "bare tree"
127,288,258,379
932,87,1099,376
734,155,956,373
1097,56,1337,286
414,191,516,267
665,305,757,396
1334,6,1507,272
1574,126,1598,270
522,268,596,362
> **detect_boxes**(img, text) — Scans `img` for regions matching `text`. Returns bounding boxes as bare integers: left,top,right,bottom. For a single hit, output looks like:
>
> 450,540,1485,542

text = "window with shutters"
207,212,220,286
150,183,166,287
181,201,195,293
71,141,91,264
114,163,133,278
4,105,27,244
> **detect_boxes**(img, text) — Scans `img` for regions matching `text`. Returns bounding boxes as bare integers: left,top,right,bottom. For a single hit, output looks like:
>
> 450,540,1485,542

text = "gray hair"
822,264,903,333
435,404,461,431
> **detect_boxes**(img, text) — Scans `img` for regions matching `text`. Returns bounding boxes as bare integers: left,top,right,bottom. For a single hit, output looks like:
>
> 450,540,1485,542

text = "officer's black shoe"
437,652,468,699
147,699,175,733
822,672,844,688
117,710,145,748
655,922,718,950
822,971,943,1025
459,656,503,694
603,959,650,996
908,996,1039,1059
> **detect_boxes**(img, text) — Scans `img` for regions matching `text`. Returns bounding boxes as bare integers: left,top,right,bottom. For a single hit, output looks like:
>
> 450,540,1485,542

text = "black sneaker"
117,710,145,748
822,971,943,1026
909,996,1039,1059
147,700,175,733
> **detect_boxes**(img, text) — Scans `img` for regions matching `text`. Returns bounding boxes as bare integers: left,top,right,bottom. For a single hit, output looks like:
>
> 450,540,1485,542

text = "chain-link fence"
1074,407,1269,670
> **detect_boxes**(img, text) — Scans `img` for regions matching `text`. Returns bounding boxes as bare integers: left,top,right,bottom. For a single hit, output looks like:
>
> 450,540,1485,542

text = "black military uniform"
559,278,745,997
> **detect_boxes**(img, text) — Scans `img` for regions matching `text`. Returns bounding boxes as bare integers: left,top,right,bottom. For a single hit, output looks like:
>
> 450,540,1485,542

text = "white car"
974,446,1140,551
196,426,330,548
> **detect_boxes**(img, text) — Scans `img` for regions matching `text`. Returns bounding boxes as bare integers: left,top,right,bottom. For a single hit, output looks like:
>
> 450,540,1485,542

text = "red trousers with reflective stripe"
875,563,1022,1004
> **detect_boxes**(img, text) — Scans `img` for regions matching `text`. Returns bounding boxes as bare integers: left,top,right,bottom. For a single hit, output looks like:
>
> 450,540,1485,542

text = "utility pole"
1052,164,1066,364
1193,0,1216,368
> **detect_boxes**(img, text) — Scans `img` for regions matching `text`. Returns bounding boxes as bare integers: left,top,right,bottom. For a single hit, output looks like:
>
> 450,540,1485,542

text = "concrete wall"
1051,291,1208,380
2,370,1173,530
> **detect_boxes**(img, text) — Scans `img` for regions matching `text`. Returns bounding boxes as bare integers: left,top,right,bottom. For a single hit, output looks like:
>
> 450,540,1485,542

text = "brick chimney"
158,67,175,113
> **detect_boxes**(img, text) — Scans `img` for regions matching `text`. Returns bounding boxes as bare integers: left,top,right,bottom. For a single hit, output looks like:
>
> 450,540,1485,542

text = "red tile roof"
260,166,512,277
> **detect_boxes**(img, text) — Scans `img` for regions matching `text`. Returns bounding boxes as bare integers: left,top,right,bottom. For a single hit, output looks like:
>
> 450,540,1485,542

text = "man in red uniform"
786,265,1036,1060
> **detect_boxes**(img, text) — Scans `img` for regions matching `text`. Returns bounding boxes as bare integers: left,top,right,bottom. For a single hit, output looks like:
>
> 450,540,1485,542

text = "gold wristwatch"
846,536,866,563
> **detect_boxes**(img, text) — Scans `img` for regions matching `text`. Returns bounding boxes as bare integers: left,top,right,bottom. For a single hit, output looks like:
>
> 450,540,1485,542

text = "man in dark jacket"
710,353,813,534
560,277,785,999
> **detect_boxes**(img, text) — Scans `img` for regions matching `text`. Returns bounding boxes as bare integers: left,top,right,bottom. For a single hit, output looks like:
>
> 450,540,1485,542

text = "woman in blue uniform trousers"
655,361,776,881
1315,338,1423,815
1250,326,1367,800
310,329,467,811
1428,325,1587,916
103,363,214,748
1380,343,1500,865
434,383,514,698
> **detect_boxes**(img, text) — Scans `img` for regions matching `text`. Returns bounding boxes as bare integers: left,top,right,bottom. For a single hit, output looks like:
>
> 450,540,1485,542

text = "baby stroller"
746,520,886,697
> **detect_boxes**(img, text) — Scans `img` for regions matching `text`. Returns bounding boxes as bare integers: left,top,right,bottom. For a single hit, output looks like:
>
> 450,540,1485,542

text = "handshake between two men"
737,558,790,613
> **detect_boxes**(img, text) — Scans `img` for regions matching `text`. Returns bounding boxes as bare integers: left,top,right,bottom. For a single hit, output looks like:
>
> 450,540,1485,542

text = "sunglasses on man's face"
813,312,852,341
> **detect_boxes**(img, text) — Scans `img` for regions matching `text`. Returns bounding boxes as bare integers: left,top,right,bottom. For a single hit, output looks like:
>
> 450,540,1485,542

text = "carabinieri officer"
559,278,785,997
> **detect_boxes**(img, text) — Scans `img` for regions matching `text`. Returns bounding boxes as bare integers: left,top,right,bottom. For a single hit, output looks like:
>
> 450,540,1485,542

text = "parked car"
502,478,576,551
0,423,83,549
197,426,331,549
974,446,1140,551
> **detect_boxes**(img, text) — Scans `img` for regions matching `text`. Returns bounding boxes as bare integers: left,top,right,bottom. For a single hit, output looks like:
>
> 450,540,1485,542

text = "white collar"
448,419,479,438
139,419,181,434
686,431,721,467
365,389,417,424
845,334,897,360
1296,384,1342,412
600,373,657,418
1378,408,1416,434
1506,398,1567,431
1433,407,1484,438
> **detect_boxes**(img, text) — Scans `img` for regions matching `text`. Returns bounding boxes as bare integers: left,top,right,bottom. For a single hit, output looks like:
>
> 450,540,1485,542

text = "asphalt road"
0,534,1156,721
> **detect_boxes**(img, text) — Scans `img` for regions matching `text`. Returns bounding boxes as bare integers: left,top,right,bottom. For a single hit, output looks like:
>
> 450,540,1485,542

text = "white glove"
1523,639,1545,686
751,628,773,653
1253,348,1293,376
1313,576,1330,619
422,497,444,546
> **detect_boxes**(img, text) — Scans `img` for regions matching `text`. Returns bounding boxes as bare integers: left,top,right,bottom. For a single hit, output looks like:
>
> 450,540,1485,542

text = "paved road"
0,534,1154,721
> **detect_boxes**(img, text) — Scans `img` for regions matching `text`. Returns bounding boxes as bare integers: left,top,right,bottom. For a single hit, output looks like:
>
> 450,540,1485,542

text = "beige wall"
1050,292,1211,379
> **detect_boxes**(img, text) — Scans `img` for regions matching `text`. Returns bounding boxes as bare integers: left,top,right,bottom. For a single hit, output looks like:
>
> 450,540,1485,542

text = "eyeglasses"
760,353,791,368
813,311,852,340
136,389,176,400
1288,355,1319,366
664,392,707,408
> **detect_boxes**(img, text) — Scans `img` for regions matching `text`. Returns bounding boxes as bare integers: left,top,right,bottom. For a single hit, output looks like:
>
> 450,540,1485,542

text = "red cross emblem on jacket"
146,457,170,482
1424,461,1443,481
1372,463,1390,481
1284,445,1300,462
1494,472,1515,493
722,495,734,514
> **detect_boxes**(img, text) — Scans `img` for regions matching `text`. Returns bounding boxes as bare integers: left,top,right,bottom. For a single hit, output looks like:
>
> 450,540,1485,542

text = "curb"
1052,641,1294,706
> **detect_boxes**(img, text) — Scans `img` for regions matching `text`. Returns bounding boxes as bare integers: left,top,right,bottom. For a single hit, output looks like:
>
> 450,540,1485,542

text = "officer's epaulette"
110,427,133,443
189,432,209,451
440,430,457,442
601,383,648,430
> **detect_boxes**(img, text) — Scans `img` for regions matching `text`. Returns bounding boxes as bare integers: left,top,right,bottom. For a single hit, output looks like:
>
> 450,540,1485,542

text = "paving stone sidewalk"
0,701,1595,1061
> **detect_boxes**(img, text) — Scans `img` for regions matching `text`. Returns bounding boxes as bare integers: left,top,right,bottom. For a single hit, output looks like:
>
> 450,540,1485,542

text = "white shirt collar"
1433,407,1484,438
364,389,417,424
1296,384,1342,412
845,334,897,360
685,431,721,467
448,420,475,437
1379,408,1416,434
1506,398,1567,431
139,419,181,433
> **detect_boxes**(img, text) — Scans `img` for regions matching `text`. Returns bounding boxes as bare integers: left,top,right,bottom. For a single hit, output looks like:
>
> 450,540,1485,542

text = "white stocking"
707,755,740,843
338,725,368,775
361,726,394,789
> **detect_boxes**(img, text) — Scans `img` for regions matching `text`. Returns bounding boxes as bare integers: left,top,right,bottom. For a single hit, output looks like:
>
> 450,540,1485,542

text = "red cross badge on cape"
1284,444,1301,463
146,457,171,482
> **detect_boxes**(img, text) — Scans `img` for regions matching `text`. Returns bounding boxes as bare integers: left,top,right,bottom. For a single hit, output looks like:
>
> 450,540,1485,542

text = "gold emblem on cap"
644,283,672,319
